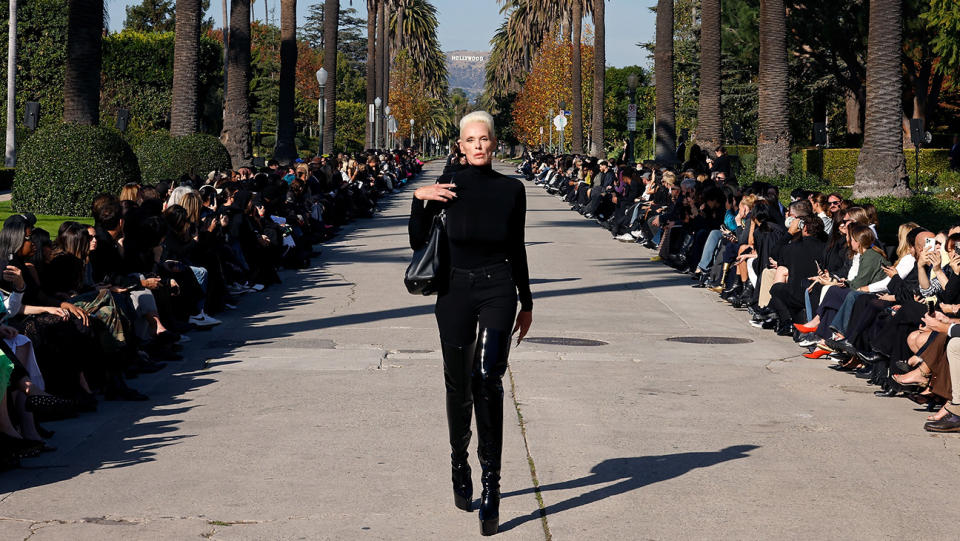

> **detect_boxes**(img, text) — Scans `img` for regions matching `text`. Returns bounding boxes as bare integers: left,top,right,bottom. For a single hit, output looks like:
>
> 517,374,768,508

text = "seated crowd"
0,148,423,469
518,145,960,433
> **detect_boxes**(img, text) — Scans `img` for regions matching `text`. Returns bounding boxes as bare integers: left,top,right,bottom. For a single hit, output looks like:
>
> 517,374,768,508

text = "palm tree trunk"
64,0,103,126
654,0,676,165
222,0,228,117
756,0,791,177
171,0,200,136
5,0,17,167
853,0,908,197
376,0,387,147
322,0,339,154
366,0,378,149
221,0,253,167
589,0,604,158
380,0,393,147
695,0,721,152
571,0,583,155
274,0,298,164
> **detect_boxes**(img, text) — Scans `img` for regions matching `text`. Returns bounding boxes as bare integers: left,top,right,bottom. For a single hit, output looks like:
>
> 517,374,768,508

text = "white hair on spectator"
167,185,198,208
459,111,496,138
680,178,696,190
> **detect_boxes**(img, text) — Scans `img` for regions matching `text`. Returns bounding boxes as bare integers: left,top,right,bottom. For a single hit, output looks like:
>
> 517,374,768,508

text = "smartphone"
926,297,937,316
925,237,937,252
815,260,822,274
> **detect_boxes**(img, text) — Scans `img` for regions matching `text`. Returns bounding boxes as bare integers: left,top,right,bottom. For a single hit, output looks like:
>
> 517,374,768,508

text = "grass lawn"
0,200,93,234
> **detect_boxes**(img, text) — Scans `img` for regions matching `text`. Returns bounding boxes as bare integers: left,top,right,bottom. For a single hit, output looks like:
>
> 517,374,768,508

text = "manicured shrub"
135,131,232,183
12,123,140,216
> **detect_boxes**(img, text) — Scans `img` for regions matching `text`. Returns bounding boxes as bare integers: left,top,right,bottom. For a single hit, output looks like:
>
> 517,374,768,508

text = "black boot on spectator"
857,348,888,364
731,283,754,308
441,340,477,512
774,320,794,337
720,279,742,300
691,273,709,288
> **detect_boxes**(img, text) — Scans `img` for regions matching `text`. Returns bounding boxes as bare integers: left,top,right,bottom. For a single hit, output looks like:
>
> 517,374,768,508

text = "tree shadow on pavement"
498,445,759,532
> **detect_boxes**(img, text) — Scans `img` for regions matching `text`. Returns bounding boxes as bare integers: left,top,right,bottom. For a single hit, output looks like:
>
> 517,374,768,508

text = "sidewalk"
1,160,959,539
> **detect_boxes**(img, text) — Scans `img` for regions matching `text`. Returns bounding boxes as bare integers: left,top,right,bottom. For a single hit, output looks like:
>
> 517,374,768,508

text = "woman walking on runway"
408,111,533,536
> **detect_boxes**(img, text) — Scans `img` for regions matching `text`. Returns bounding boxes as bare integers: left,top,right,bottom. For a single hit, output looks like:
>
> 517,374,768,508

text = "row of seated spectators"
0,148,423,469
519,149,960,434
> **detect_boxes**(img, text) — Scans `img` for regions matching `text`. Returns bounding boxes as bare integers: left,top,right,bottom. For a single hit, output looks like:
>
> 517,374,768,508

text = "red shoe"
794,322,818,333
803,348,831,359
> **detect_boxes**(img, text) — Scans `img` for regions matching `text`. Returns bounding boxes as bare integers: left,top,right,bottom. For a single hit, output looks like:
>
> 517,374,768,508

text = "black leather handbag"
404,209,446,295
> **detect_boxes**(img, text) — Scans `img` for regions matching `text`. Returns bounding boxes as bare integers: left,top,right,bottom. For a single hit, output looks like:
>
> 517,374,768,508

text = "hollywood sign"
451,55,486,62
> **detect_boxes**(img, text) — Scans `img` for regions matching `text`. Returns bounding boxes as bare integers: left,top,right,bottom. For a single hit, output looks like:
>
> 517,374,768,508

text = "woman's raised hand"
414,183,457,202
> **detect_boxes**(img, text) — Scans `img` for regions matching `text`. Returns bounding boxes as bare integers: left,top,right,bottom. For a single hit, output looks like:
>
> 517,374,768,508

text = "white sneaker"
189,312,222,327
630,230,643,238
615,233,634,242
227,283,247,295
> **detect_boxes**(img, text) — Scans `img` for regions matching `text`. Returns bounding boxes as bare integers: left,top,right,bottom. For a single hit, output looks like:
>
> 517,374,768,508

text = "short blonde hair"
459,111,496,139
662,171,677,186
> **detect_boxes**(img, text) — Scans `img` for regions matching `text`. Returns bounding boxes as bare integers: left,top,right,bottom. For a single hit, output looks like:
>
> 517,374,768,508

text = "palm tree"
274,0,298,163
322,0,339,154
366,0,378,148
5,0,18,166
570,0,587,154
695,0,721,153
171,0,200,136
391,0,447,99
654,0,675,164
221,0,253,167
377,0,390,146
756,0,791,176
853,0,909,197
589,0,604,158
64,0,104,126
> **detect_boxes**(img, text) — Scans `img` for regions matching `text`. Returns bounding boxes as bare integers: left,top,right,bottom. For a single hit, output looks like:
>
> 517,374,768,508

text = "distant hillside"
446,50,489,100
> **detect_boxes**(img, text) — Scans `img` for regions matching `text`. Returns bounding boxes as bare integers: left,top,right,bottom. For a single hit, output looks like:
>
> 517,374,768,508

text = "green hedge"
798,148,952,186
12,123,141,216
135,131,232,183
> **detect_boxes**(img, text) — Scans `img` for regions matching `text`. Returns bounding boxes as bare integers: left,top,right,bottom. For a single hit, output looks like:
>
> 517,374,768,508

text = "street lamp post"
558,101,566,154
316,67,328,158
374,97,382,149
409,118,415,148
626,73,638,164
548,108,554,153
384,105,392,149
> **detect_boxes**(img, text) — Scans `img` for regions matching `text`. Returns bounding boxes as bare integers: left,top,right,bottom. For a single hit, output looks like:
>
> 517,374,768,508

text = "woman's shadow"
498,445,759,532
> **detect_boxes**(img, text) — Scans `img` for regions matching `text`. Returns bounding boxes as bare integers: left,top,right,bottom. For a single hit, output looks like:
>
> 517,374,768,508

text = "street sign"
388,116,398,133
563,110,571,116
553,114,567,131
627,103,637,132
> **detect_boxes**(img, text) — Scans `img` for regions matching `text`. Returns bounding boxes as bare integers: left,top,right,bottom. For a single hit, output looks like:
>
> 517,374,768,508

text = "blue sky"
107,0,655,68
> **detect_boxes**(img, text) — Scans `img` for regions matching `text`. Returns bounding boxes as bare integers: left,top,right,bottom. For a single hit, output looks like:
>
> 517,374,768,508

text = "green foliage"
102,30,223,134
334,100,366,153
0,0,69,140
300,5,367,67
922,0,960,76
860,195,960,244
135,131,232,184
13,124,141,216
123,0,215,33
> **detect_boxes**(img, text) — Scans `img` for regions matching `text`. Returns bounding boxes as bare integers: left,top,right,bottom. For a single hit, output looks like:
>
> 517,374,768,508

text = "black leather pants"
437,262,516,482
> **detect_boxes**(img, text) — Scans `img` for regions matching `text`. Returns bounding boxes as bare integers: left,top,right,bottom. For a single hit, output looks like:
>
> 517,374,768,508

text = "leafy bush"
724,145,755,157
135,131,232,183
858,194,960,244
12,123,141,216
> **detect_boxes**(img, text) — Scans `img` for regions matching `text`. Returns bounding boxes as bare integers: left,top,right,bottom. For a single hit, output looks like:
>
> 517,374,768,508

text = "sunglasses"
828,200,841,206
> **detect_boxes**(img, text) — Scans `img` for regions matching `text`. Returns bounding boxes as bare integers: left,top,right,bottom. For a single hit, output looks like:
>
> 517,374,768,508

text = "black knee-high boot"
472,328,510,536
442,340,477,512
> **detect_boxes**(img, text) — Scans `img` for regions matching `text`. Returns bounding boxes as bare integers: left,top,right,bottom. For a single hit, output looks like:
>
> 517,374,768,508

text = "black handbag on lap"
404,208,446,295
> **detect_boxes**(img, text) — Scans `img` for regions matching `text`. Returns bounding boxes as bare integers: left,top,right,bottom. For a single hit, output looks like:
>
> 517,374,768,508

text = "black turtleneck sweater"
409,164,533,311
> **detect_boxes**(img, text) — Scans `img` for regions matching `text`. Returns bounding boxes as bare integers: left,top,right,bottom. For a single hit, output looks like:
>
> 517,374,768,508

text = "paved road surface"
1,160,959,540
